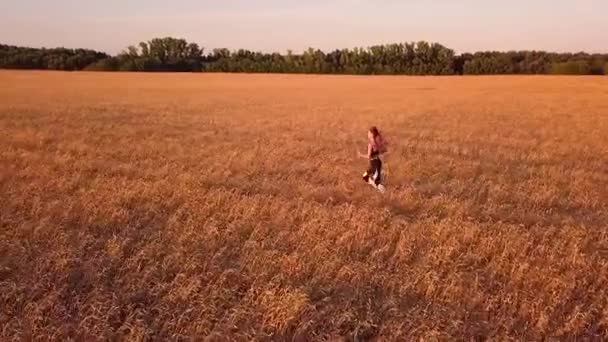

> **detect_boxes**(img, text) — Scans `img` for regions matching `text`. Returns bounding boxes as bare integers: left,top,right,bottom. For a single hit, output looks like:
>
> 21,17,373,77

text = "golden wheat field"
1,71,608,340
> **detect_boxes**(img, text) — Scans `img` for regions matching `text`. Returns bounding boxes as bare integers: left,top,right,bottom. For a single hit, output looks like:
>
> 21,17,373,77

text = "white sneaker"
377,184,386,193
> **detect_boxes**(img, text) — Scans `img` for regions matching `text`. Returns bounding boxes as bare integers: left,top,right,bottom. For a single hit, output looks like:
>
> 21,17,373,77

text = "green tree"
550,61,591,75
3,38,608,75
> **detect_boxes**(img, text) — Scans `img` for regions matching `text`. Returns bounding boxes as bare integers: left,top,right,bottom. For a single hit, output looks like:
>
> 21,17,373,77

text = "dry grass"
1,71,608,340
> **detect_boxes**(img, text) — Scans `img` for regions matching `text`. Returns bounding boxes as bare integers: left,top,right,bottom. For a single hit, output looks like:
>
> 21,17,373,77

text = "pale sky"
1,0,606,55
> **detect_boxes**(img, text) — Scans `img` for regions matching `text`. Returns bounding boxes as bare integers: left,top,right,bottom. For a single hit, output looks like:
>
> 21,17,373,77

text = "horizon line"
2,39,608,56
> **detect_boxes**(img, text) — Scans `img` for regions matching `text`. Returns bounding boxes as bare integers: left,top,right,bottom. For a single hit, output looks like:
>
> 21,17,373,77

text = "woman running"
359,126,387,193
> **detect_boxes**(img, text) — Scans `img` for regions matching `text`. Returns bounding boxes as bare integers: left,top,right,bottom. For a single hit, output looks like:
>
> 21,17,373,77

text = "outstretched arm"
358,144,372,159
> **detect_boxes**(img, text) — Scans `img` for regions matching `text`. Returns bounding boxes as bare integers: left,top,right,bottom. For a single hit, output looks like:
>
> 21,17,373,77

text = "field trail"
1,71,608,340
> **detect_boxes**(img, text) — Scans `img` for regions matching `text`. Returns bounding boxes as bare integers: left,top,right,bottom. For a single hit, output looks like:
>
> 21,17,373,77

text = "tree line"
0,44,109,71
2,37,608,75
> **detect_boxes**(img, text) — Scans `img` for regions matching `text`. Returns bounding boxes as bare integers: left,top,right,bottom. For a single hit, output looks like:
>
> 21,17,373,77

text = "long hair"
369,126,386,151
370,126,380,139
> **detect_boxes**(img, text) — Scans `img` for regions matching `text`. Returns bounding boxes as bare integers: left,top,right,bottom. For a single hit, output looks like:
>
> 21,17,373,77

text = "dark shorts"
363,158,382,185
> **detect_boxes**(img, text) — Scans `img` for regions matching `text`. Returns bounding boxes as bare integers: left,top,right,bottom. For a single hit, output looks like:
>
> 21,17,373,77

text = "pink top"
368,135,387,158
